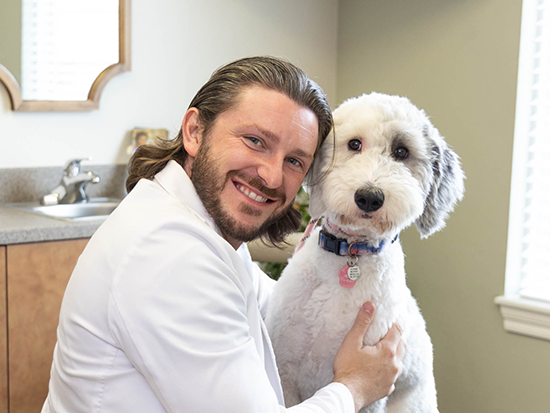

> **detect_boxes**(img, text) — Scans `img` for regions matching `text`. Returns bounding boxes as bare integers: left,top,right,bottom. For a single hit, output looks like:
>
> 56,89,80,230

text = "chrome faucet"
41,159,101,205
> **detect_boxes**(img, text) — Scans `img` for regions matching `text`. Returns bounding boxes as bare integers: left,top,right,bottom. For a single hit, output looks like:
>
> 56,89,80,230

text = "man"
42,57,405,413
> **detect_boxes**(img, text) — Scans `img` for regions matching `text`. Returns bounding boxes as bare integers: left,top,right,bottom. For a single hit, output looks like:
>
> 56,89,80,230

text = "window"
495,0,550,342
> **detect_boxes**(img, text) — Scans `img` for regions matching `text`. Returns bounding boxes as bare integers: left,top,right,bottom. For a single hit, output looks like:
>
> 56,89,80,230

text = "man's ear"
181,107,202,158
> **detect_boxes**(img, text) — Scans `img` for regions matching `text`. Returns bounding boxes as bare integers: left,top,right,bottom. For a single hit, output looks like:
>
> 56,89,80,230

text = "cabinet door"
0,247,7,413
7,239,88,413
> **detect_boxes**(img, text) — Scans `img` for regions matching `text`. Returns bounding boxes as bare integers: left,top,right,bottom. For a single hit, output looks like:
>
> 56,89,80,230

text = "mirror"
0,0,130,111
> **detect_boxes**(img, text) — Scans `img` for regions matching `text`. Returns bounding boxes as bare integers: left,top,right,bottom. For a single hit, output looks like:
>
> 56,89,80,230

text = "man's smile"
229,172,284,207
234,182,272,203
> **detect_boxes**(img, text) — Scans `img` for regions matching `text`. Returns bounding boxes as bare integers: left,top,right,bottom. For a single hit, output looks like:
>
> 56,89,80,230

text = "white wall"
0,0,338,168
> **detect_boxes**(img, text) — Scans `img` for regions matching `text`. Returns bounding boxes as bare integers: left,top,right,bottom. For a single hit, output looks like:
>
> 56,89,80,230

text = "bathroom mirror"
0,0,130,111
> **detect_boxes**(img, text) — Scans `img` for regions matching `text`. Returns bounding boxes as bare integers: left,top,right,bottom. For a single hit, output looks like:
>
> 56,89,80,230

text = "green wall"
337,0,550,412
0,0,22,85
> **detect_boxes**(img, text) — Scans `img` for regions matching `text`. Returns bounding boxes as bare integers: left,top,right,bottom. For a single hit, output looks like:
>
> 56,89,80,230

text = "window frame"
495,0,550,342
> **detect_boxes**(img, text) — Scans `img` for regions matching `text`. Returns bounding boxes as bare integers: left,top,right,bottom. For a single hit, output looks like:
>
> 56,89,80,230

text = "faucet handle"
64,158,92,177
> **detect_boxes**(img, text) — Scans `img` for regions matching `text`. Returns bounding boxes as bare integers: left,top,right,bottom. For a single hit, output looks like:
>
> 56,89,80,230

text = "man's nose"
257,156,284,189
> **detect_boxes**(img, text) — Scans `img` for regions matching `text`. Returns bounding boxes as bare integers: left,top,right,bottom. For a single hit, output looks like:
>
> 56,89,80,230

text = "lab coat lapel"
237,247,285,405
260,318,285,405
155,160,285,405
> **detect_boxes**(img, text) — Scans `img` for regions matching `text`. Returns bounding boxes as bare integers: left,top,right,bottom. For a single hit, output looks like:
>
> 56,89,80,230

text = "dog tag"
347,265,361,281
339,265,356,288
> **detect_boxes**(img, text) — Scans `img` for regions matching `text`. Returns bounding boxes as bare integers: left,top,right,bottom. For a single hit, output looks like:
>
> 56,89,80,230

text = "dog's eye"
394,147,409,159
348,139,362,152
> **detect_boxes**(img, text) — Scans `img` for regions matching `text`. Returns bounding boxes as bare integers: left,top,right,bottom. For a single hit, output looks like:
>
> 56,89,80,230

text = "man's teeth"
237,184,268,203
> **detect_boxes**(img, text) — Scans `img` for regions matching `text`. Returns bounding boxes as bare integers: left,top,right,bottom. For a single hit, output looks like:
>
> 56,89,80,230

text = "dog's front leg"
384,314,438,413
385,383,438,413
359,397,387,413
280,372,303,407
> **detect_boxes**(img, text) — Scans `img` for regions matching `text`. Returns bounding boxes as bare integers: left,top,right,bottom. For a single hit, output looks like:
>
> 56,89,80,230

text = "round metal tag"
347,265,361,281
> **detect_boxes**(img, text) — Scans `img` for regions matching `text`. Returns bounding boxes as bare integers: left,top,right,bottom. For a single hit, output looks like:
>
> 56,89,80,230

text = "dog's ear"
304,162,328,219
415,126,465,238
306,186,325,219
303,130,335,218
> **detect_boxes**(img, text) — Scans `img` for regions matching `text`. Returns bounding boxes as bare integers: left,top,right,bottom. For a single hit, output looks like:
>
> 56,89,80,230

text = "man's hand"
332,302,406,412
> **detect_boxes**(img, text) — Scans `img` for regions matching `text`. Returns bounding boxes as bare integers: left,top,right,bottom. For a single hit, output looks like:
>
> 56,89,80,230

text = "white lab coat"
42,160,354,413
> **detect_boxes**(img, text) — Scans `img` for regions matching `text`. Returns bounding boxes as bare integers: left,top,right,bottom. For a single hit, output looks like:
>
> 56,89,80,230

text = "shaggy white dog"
265,93,464,412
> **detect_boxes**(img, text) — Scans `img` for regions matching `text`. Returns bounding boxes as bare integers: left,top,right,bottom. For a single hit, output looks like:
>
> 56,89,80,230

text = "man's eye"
348,139,362,151
287,158,302,167
247,136,262,146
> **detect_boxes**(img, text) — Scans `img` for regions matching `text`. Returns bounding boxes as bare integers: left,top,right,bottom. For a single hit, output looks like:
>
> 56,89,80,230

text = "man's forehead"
238,85,319,133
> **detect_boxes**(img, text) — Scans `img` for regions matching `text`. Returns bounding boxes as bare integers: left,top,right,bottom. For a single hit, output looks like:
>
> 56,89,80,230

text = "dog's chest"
295,236,408,346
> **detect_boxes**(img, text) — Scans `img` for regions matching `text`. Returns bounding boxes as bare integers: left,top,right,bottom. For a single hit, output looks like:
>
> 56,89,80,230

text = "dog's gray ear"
415,128,465,238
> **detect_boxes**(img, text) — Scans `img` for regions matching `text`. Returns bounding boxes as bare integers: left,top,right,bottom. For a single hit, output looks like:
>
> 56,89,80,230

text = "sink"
6,198,122,222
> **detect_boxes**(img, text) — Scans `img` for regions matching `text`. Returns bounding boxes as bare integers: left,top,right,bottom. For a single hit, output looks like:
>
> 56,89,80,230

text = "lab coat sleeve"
107,225,354,413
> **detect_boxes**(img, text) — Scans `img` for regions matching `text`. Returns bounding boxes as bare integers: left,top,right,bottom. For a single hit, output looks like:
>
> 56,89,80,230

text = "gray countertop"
0,204,104,245
0,164,126,245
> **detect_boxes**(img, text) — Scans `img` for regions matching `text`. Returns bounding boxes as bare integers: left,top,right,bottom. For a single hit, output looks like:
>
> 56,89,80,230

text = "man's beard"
190,140,293,243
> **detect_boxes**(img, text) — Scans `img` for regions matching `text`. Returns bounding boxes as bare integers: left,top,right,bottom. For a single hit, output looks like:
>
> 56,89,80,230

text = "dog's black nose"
355,188,385,213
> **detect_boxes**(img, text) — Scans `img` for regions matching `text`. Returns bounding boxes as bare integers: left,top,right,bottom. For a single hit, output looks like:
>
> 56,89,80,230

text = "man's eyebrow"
244,124,314,160
243,124,281,143
292,148,314,160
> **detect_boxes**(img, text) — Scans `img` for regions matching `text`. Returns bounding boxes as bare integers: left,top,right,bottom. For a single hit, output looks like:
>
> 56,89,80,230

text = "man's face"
189,86,319,247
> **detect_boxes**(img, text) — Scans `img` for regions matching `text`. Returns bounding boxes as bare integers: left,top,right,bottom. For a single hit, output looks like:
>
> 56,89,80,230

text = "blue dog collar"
318,229,398,256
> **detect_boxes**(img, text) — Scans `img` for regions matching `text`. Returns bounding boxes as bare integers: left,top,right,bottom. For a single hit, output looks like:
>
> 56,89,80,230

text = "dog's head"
305,92,464,240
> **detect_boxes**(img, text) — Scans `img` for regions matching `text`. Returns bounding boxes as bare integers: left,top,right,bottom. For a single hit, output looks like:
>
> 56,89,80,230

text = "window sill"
494,295,550,342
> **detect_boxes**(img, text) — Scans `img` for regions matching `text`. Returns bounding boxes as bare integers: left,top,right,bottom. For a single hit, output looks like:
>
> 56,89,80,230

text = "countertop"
0,204,104,245
0,164,126,245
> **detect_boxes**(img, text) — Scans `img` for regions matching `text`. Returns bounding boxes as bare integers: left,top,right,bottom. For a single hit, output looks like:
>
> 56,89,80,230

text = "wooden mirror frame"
0,0,131,112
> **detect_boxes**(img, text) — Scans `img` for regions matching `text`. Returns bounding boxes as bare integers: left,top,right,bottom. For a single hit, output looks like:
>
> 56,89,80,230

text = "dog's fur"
265,93,464,412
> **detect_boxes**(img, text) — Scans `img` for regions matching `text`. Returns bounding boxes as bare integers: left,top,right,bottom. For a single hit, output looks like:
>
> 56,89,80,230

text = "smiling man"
42,57,405,413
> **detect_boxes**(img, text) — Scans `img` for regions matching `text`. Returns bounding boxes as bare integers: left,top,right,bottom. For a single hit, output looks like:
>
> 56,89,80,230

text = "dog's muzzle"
354,187,385,213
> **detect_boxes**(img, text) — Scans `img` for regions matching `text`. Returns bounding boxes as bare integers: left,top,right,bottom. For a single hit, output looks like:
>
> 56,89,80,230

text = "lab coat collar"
154,160,221,236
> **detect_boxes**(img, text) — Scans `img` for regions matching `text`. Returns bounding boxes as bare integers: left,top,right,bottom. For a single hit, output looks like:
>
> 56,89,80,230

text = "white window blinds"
507,0,550,303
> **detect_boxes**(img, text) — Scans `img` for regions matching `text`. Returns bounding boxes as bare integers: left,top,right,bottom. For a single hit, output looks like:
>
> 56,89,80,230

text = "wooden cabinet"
0,247,8,413
3,239,88,413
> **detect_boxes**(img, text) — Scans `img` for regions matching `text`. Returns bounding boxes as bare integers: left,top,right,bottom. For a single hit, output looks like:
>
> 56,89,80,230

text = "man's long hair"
126,56,333,245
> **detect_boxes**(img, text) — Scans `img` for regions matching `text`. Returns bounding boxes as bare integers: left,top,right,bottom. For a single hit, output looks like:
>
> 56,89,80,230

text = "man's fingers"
342,302,376,348
396,333,407,362
380,323,407,378
380,323,403,347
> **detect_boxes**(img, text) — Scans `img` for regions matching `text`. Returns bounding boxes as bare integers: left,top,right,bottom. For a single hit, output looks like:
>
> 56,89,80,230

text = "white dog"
265,93,464,412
